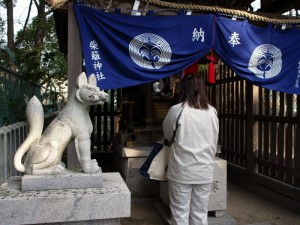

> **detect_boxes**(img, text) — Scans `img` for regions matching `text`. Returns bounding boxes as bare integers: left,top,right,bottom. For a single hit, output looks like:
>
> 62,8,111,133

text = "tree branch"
15,0,33,46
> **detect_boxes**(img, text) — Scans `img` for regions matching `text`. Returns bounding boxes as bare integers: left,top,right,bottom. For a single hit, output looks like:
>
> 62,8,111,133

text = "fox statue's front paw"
82,159,101,174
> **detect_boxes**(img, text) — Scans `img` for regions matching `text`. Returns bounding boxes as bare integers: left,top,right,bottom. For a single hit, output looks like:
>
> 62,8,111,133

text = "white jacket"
163,103,219,184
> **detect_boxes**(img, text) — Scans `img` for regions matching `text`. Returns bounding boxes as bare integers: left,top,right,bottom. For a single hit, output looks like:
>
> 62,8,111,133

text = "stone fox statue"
14,72,109,175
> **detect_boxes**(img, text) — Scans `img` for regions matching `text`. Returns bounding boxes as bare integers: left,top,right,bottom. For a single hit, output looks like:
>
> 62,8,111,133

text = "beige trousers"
168,180,212,225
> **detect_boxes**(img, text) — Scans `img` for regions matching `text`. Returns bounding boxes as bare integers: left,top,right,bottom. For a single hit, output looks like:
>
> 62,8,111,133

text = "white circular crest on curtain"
248,44,282,79
129,33,172,69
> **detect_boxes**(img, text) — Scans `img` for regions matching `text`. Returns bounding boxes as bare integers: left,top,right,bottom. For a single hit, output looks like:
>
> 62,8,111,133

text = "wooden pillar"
246,81,258,174
145,83,152,127
245,81,254,174
67,2,82,168
295,96,300,187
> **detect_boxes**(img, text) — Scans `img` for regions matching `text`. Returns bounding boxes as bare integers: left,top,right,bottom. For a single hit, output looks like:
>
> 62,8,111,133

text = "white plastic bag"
147,145,170,181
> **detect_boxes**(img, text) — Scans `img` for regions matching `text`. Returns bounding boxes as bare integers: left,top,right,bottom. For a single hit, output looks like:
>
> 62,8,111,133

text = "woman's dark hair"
178,73,209,109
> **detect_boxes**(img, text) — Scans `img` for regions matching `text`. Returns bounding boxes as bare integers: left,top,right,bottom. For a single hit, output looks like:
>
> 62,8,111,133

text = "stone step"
117,127,163,146
154,202,236,225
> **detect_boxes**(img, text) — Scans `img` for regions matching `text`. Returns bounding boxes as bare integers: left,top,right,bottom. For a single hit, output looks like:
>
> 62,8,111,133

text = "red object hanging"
207,62,215,84
207,15,217,84
206,50,218,84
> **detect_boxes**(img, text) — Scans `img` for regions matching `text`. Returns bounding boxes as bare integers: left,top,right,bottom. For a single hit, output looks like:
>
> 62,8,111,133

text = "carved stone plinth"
0,172,130,225
21,169,103,191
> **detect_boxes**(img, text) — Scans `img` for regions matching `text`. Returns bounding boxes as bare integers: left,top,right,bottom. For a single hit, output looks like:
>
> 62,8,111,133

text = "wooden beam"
67,2,82,169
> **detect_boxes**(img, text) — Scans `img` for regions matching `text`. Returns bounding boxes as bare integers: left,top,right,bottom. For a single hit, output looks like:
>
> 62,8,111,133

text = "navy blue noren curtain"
74,2,213,90
74,1,300,94
214,16,300,94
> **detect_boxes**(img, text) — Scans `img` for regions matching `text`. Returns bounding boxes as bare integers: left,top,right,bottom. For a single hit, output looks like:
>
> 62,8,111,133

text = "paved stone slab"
0,172,131,225
21,169,103,191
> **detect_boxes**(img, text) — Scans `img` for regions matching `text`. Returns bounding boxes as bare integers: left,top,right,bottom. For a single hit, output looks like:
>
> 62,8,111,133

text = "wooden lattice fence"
207,62,300,205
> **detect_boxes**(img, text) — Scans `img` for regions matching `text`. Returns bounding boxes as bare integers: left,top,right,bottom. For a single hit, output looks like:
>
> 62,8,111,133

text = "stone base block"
0,173,131,225
112,140,159,197
160,157,227,217
21,169,103,191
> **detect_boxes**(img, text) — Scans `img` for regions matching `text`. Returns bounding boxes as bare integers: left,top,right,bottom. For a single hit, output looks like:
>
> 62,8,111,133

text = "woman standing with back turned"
163,73,219,225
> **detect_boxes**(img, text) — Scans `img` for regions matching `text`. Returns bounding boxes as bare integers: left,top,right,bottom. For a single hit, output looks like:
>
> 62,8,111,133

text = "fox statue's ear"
88,74,97,87
76,72,88,88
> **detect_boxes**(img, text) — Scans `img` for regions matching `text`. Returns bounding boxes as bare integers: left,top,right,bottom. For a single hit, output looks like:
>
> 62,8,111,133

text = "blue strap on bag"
139,142,164,179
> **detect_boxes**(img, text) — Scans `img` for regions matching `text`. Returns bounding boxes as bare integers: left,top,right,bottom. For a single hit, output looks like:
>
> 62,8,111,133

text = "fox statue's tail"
14,96,44,172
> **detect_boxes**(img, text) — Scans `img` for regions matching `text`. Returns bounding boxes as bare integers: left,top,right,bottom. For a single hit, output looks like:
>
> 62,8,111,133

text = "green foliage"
0,2,67,125
8,96,26,122
198,64,208,72
0,8,7,63
14,13,67,87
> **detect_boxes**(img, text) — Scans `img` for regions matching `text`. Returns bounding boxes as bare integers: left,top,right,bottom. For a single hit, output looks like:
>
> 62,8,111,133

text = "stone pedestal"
21,169,103,191
160,157,227,217
112,138,160,197
0,172,131,225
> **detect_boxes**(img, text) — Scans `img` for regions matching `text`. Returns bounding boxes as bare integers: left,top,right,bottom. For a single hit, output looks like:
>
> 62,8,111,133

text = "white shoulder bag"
147,107,184,181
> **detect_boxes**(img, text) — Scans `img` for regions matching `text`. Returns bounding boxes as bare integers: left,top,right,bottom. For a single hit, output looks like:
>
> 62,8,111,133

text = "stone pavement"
120,181,300,225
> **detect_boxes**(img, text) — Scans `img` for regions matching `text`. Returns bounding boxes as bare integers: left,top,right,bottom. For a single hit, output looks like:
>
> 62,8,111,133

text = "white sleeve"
210,106,219,151
162,105,179,141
